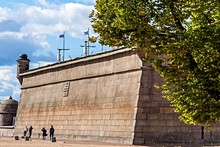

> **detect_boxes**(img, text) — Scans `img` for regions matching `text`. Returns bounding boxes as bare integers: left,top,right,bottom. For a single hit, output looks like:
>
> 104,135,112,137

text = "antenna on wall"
57,48,70,62
80,41,95,56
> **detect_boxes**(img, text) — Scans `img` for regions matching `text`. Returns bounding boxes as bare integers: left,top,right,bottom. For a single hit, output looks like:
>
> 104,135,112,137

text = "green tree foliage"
90,0,220,125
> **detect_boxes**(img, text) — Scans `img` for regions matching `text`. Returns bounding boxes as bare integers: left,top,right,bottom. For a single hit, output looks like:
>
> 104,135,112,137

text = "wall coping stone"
19,48,135,77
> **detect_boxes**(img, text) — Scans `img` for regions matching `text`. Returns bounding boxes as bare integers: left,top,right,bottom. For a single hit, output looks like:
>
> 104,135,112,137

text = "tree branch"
169,2,185,31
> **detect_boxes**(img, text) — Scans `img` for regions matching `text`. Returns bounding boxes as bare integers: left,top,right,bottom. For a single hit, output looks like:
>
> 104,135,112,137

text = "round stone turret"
0,96,18,126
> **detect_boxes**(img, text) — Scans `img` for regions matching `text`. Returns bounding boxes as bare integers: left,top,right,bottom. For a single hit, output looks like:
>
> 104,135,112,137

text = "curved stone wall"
0,97,18,126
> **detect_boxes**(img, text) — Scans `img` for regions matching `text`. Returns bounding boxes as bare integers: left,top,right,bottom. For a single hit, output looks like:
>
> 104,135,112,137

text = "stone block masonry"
133,61,220,146
15,48,142,144
14,48,220,146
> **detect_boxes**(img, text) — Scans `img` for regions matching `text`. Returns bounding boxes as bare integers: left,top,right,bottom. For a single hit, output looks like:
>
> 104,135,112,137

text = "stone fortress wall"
14,48,220,146
15,48,143,144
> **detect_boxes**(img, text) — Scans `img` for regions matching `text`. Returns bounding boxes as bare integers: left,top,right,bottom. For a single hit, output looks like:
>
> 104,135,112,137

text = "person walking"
49,125,55,141
29,126,33,139
41,127,47,140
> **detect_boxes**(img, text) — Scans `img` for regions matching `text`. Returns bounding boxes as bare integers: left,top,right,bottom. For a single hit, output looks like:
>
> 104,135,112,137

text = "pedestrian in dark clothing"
41,127,47,140
29,126,33,139
24,126,28,137
49,125,55,140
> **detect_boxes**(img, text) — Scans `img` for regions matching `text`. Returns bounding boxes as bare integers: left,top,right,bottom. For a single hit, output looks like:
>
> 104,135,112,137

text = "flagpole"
87,28,89,55
63,31,65,61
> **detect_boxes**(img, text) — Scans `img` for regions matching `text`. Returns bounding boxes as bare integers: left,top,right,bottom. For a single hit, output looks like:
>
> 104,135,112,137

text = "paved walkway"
1,137,220,147
0,137,147,147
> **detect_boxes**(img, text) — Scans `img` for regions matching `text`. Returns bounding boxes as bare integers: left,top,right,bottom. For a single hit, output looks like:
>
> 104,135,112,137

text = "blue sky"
0,0,109,101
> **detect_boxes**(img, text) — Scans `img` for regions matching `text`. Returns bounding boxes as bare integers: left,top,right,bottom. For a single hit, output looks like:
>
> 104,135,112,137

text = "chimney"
16,54,30,84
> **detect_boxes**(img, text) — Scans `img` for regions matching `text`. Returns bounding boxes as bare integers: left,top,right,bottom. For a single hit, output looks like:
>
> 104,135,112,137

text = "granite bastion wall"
15,48,142,144
14,48,220,146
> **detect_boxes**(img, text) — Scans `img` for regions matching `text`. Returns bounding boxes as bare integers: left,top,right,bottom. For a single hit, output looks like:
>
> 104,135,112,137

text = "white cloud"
0,7,11,22
0,66,17,81
0,1,94,51
12,2,93,38
0,61,55,102
0,32,27,40
0,65,20,101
